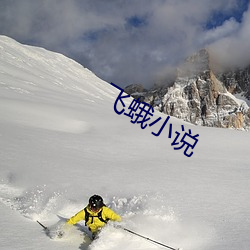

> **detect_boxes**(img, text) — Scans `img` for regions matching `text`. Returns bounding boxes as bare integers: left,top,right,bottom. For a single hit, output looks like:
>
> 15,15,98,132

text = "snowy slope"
0,36,250,250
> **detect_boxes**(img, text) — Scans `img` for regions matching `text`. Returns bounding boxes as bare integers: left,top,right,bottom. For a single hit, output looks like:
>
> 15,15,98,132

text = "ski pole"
122,227,180,250
37,220,48,231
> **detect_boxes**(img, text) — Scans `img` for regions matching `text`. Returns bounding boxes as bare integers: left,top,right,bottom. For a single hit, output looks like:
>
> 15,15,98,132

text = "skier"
66,194,121,239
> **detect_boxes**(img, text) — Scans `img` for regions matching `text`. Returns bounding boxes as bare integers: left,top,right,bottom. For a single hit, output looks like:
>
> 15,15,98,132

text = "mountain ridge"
125,49,250,130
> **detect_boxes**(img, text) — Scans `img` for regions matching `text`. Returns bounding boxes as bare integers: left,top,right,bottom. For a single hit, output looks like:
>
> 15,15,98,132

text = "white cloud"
209,5,250,69
0,0,249,87
200,18,240,45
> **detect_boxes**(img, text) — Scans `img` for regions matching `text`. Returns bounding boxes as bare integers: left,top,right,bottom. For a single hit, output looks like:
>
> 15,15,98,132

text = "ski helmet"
89,195,104,210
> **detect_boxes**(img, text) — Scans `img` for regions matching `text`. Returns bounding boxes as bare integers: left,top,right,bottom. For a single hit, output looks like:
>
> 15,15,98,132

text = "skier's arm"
67,209,85,225
104,207,122,222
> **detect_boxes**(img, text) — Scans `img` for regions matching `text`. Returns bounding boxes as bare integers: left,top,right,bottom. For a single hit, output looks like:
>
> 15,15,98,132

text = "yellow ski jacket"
67,206,121,233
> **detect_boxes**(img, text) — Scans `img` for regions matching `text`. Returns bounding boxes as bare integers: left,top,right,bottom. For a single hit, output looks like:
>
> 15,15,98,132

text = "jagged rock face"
124,84,146,95
126,49,250,130
162,50,250,129
218,66,250,99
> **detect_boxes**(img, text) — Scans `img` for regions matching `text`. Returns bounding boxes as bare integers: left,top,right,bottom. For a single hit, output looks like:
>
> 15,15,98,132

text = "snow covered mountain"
0,36,250,250
217,65,250,101
126,49,250,130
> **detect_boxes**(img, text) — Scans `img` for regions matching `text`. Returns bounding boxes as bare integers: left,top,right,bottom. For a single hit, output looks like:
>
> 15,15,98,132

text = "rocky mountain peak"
125,49,250,130
177,49,210,78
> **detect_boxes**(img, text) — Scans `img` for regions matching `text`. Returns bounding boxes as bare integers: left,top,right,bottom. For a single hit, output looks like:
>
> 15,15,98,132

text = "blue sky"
206,0,249,28
0,0,249,88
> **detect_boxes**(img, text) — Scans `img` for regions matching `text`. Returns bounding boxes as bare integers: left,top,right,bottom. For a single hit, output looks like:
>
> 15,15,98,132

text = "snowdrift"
0,36,250,250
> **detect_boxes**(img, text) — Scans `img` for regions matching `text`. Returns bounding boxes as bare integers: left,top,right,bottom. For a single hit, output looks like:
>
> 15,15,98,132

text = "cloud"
200,18,240,45
0,0,249,87
209,4,250,69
